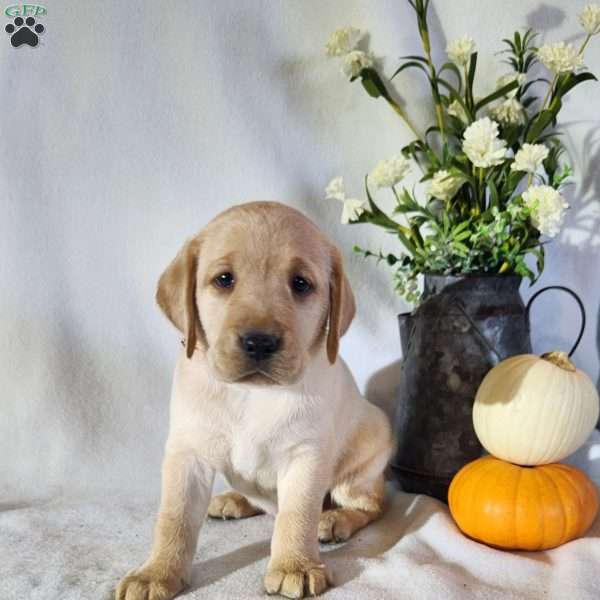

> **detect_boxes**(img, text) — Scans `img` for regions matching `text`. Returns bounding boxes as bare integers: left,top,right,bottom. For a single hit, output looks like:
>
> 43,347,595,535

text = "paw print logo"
5,16,44,47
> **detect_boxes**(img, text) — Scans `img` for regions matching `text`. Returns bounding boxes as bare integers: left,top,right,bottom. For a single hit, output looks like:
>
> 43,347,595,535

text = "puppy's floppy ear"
326,245,356,364
156,237,205,359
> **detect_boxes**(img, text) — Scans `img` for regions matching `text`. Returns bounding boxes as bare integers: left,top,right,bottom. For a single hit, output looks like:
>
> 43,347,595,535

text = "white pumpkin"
473,351,599,466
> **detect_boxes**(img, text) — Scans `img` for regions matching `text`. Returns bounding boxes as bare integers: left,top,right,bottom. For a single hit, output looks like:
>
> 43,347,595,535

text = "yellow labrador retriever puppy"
116,202,393,600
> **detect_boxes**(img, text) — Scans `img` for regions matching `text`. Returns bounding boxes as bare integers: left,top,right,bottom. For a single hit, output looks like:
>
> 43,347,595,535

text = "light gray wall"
1,0,599,498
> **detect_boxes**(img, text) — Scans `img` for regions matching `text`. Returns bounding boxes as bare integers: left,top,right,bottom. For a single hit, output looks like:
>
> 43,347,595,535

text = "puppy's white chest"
224,431,280,510
223,391,311,501
230,436,274,481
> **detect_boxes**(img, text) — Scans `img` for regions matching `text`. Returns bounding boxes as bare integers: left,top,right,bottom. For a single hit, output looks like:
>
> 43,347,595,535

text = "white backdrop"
1,0,599,501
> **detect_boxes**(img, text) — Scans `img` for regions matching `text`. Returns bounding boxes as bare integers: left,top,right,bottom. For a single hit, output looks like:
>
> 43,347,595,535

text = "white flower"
579,4,600,35
325,27,362,57
462,117,508,168
496,72,527,98
447,99,468,122
340,198,368,224
511,144,549,174
369,155,410,188
325,176,368,224
522,185,569,237
537,42,584,74
325,176,345,200
341,50,373,78
446,36,476,66
490,98,524,125
427,170,465,202
491,74,526,125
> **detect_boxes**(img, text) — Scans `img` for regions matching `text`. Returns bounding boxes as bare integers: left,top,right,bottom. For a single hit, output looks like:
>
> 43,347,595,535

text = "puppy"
116,201,394,600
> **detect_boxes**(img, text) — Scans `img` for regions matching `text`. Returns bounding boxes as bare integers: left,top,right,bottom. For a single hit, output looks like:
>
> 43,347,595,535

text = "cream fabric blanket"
2,432,599,600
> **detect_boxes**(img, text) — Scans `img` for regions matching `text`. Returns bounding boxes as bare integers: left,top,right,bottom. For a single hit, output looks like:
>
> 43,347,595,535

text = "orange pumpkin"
448,456,599,551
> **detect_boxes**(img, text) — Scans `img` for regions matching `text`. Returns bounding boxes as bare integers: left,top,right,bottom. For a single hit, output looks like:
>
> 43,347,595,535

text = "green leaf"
452,220,471,233
360,68,388,99
438,61,463,92
449,156,477,182
436,77,473,121
555,71,598,99
502,38,516,53
522,29,538,48
454,230,472,242
514,31,522,53
514,256,535,281
360,78,382,99
523,53,538,72
522,78,549,94
488,180,500,209
362,180,424,255
446,114,467,137
425,125,441,145
399,54,429,63
501,170,526,199
552,163,573,188
521,96,537,109
467,52,478,94
525,108,555,142
409,222,424,247
506,58,519,71
391,61,430,80
442,211,450,234
454,241,470,255
474,81,519,112
397,231,417,254
363,178,401,229
503,124,524,148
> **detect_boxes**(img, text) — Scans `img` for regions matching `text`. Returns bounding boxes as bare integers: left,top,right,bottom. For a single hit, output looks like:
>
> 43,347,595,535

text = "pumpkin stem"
541,351,576,372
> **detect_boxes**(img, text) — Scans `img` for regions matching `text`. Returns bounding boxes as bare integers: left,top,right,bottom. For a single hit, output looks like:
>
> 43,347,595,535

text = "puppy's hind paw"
207,491,263,520
318,509,356,544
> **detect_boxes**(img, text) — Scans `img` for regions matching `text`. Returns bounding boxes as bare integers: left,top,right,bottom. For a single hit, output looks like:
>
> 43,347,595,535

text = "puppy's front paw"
115,566,184,600
207,491,262,520
264,560,331,598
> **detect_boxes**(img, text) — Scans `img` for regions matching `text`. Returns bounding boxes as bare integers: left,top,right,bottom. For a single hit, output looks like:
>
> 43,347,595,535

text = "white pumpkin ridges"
512,360,536,464
537,361,598,464
573,375,600,452
536,358,572,464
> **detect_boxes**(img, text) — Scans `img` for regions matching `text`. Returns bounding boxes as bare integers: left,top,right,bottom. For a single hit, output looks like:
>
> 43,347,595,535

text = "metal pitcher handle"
525,286,586,357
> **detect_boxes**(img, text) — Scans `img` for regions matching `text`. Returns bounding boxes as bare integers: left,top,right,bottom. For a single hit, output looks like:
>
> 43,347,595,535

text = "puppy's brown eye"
214,272,235,289
291,276,312,295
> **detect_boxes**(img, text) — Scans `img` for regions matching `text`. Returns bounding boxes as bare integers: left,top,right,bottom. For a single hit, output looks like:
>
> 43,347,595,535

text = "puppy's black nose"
240,332,281,361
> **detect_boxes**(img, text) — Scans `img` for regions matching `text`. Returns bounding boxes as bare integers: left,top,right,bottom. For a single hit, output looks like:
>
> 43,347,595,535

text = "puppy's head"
156,202,355,386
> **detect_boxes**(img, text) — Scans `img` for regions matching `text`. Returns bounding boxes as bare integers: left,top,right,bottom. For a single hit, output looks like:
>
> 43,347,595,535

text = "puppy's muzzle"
239,332,281,362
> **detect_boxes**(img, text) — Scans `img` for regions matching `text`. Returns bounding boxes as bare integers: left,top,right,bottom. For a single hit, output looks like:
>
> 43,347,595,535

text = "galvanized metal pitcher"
391,274,532,501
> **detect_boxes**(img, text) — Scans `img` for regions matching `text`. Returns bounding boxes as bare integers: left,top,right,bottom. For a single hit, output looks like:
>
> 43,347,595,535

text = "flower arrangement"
325,1,600,303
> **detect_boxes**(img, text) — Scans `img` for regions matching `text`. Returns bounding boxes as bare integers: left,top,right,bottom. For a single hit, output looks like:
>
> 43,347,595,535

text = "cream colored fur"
116,202,394,600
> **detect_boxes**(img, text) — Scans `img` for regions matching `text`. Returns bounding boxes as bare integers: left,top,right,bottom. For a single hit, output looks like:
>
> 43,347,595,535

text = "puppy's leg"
116,451,214,600
319,409,393,544
264,454,332,599
208,491,264,520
